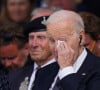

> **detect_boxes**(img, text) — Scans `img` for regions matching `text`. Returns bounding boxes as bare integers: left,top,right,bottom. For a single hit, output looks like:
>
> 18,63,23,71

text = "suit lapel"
77,50,98,84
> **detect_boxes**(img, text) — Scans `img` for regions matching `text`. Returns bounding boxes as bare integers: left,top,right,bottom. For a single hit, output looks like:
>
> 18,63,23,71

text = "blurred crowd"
0,0,100,90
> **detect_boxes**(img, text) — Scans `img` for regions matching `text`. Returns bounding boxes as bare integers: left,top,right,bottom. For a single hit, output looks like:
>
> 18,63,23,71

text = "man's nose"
31,37,39,47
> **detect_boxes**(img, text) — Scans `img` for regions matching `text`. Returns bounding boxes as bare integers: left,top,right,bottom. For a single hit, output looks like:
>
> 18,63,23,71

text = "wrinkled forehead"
47,22,76,40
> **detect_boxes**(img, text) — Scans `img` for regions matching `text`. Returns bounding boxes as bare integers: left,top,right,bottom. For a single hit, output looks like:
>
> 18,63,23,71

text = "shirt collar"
73,48,87,72
34,58,56,70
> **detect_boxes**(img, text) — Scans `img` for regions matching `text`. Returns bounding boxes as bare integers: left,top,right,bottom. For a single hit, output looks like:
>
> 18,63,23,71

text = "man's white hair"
47,10,84,33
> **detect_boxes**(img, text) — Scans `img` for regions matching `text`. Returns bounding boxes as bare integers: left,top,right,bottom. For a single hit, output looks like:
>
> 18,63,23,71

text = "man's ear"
79,35,82,44
79,30,85,45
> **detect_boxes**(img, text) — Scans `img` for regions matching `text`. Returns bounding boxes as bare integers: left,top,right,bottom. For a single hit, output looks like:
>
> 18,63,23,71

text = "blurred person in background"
43,0,77,11
31,7,60,20
1,0,35,24
79,12,100,57
0,23,29,71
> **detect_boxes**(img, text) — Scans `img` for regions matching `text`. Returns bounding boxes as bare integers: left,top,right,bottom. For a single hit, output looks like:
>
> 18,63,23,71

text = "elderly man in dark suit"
23,16,59,90
46,10,100,90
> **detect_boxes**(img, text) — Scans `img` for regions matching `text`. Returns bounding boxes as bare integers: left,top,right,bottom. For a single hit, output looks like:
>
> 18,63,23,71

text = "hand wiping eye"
57,40,65,48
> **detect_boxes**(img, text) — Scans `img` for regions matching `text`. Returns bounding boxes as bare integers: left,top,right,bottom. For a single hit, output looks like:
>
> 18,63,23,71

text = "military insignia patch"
19,77,29,90
41,16,47,25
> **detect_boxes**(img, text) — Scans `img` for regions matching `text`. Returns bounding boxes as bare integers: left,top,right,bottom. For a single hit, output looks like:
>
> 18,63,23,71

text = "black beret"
23,16,49,37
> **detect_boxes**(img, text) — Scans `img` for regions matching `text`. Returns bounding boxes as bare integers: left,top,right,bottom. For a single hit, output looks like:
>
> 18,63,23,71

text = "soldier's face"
29,31,54,65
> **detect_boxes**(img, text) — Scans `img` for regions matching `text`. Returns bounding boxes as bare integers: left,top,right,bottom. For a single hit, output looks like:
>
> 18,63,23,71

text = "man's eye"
38,36,46,40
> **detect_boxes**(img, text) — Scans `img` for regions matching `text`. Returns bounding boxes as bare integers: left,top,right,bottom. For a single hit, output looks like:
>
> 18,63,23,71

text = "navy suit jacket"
57,50,100,90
